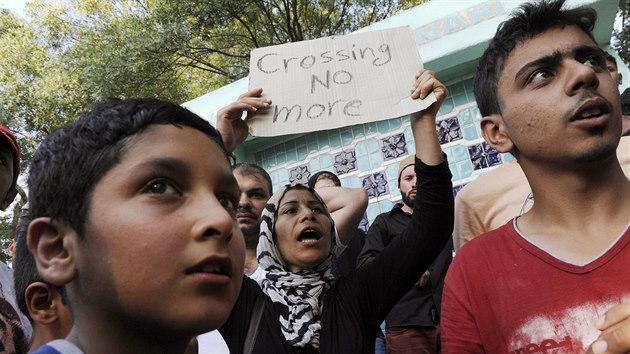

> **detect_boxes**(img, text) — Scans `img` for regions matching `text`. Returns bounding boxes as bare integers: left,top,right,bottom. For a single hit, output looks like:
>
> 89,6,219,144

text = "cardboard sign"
247,26,436,137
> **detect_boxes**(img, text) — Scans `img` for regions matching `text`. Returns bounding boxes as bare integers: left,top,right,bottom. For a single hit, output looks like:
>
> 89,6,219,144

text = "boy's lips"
569,97,611,127
186,255,233,284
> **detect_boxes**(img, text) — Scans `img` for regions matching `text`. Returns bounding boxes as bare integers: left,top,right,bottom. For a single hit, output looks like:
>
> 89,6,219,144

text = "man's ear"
480,114,515,153
25,282,57,324
0,188,17,210
27,218,78,286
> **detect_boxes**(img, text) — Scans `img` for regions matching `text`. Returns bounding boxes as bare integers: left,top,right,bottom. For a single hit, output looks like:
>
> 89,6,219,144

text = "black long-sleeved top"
219,157,453,353
357,203,453,328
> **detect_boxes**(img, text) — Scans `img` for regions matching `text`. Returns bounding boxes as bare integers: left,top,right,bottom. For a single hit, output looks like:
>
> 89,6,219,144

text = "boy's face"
495,26,621,165
605,59,622,86
0,143,15,207
77,124,244,334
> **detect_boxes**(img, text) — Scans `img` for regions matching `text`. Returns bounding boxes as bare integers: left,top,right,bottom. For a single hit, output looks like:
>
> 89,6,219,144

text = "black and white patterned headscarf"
256,185,337,348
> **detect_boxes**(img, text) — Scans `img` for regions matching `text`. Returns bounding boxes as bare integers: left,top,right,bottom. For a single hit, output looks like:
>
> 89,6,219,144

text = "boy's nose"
192,195,235,242
565,59,599,96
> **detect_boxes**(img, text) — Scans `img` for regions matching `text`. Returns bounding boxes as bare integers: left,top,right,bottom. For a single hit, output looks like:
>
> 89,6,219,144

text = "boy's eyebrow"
572,45,606,61
514,45,605,83
514,50,562,83
127,157,192,177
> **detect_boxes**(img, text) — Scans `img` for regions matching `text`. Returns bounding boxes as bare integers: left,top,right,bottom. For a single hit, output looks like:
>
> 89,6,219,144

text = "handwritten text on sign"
247,26,435,137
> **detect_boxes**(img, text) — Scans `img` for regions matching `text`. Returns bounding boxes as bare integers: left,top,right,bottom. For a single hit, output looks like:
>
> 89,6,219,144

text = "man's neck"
515,157,630,264
401,203,413,214
244,248,259,276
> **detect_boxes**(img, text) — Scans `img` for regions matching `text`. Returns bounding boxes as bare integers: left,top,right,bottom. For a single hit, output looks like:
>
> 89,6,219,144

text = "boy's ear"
27,217,79,287
25,282,57,324
480,114,515,153
0,188,17,210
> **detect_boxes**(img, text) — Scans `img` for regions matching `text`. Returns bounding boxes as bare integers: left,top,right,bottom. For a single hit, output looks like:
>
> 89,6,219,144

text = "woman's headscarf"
256,185,337,348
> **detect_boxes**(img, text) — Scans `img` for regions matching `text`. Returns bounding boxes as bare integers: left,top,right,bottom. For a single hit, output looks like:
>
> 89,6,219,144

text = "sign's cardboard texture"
247,26,436,137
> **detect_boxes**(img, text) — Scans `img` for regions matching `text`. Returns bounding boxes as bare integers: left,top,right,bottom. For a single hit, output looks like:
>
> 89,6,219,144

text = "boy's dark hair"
233,163,273,195
27,98,230,237
13,209,65,322
605,52,618,70
307,171,341,189
473,0,597,116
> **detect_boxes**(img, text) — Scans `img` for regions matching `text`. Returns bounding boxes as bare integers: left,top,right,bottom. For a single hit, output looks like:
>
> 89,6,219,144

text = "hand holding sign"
216,88,272,152
247,26,436,137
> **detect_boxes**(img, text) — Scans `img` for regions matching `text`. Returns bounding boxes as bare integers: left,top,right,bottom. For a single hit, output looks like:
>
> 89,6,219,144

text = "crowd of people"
0,0,629,353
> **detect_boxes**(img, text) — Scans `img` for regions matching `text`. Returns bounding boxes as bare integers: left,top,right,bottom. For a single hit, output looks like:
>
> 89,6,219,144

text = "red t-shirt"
442,221,630,353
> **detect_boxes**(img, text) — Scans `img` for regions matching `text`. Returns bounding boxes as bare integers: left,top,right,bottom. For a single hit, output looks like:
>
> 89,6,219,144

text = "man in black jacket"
358,154,453,354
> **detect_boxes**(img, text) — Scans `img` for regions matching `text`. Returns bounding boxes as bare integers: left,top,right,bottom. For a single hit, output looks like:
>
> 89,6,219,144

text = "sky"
0,0,28,17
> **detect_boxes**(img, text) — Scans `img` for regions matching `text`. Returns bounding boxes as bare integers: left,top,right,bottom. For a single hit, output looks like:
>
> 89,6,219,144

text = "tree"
0,0,427,261
158,0,424,80
613,0,630,66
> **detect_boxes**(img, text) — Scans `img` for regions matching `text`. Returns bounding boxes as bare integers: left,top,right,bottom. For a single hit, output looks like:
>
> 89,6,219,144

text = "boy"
441,0,630,352
26,98,245,354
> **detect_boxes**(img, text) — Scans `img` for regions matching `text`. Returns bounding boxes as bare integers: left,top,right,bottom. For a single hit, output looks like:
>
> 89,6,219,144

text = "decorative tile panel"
381,133,407,161
362,172,389,199
289,164,311,186
333,150,358,175
436,117,463,145
468,142,502,170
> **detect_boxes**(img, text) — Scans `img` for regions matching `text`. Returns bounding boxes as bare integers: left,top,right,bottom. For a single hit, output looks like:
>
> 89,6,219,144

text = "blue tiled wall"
254,76,513,227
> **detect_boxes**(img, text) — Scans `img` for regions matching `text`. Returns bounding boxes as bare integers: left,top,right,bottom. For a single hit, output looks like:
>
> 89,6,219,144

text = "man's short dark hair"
28,98,230,237
622,88,630,116
233,163,273,195
307,171,341,189
473,0,597,116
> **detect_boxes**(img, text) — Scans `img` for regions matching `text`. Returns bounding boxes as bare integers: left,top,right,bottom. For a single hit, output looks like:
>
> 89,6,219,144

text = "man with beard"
357,154,453,354
233,163,273,276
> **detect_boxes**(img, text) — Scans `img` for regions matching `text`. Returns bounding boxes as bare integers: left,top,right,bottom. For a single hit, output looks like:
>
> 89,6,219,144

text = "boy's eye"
144,179,179,195
219,195,237,212
312,207,323,214
528,69,553,84
583,56,605,69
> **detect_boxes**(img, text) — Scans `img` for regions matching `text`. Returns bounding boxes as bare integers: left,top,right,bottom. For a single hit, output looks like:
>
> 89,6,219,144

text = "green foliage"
613,0,630,67
0,0,427,258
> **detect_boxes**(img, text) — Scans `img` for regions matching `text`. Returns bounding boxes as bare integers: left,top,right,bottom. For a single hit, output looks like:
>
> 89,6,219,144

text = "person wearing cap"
0,124,33,353
0,125,20,210
357,154,453,354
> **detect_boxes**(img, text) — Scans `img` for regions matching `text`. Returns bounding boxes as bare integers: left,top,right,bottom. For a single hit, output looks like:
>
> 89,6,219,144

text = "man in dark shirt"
358,154,453,354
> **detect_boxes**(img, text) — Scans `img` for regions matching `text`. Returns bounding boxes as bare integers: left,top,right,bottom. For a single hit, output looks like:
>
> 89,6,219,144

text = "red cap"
0,125,20,194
